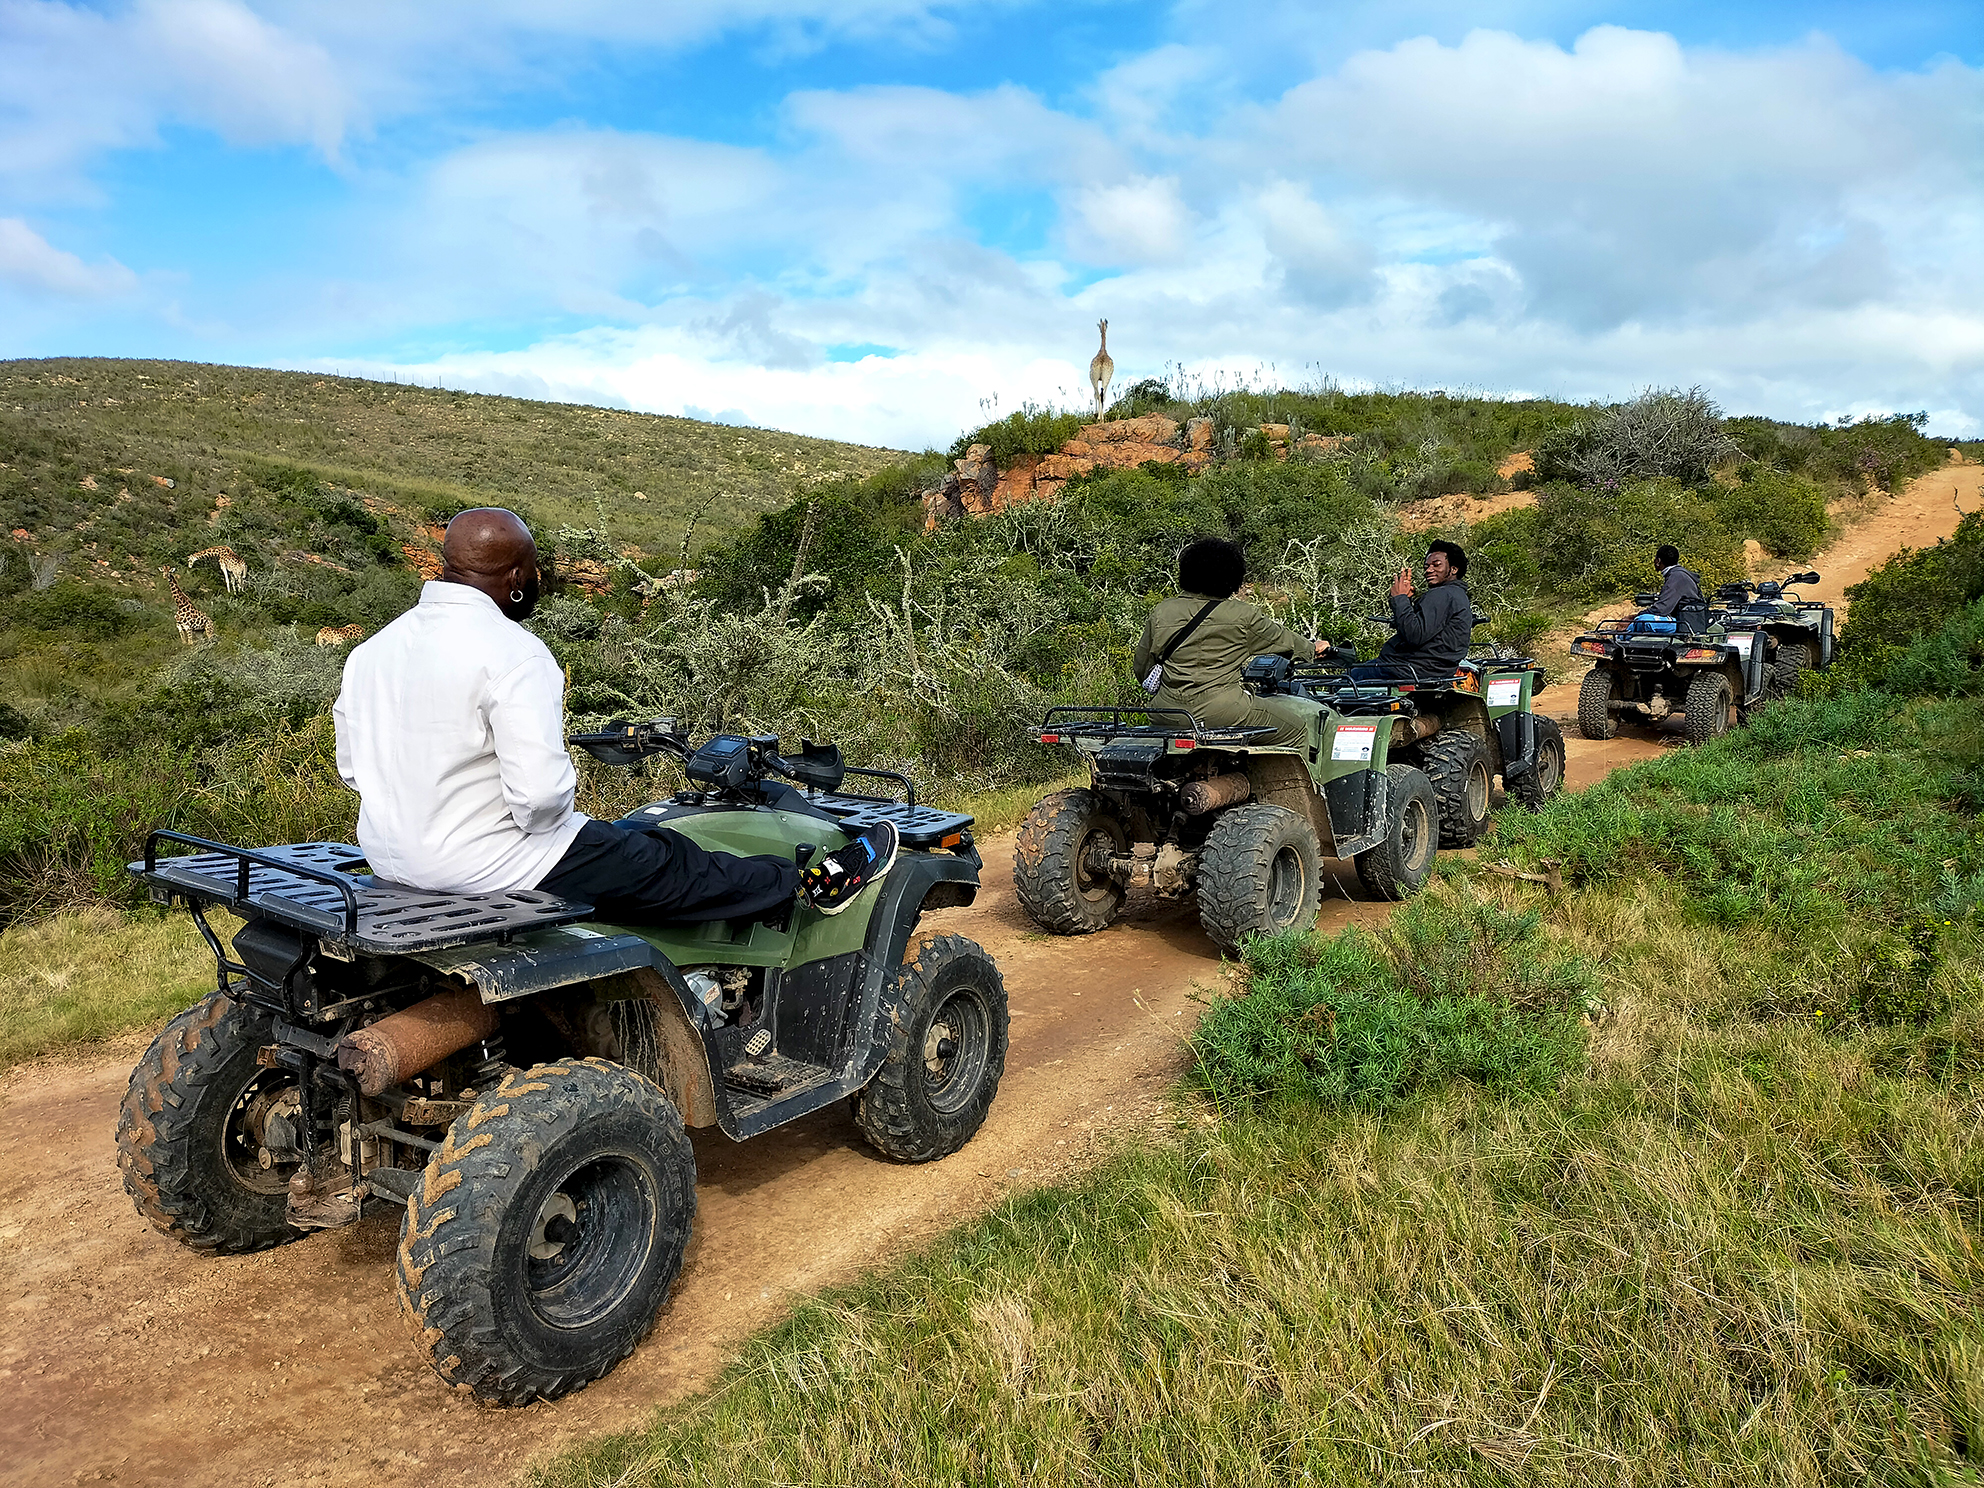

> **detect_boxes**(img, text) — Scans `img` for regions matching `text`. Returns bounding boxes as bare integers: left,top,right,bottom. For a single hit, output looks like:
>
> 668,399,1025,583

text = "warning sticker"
1331,724,1378,761
1486,678,1523,708
1727,632,1753,655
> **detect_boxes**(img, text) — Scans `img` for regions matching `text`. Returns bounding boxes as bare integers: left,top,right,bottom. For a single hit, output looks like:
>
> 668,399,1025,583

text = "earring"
509,589,524,603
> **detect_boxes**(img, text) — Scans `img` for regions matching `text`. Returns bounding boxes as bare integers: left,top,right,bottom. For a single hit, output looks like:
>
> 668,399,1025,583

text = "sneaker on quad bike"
801,820,900,914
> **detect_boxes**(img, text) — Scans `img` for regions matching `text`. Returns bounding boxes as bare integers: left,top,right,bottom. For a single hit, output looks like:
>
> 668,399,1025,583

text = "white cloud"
1064,174,1196,266
0,218,137,298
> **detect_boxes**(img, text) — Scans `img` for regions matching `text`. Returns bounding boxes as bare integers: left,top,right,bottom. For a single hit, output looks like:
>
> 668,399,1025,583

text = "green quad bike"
118,723,1003,1406
1014,681,1441,954
1302,611,1568,848
1572,572,1828,746
1713,572,1836,698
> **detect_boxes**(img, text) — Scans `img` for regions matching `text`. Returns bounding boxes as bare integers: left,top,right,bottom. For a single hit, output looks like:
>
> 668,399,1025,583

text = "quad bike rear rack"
1036,705,1277,746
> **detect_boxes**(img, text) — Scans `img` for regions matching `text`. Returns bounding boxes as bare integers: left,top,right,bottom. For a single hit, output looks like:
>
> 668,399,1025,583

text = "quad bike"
1714,572,1835,698
118,723,1003,1406
1295,612,1567,849
1572,572,1829,746
1015,679,1441,954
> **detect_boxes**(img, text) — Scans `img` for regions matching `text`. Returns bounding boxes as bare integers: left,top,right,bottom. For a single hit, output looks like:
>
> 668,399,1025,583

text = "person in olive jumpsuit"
1132,537,1328,748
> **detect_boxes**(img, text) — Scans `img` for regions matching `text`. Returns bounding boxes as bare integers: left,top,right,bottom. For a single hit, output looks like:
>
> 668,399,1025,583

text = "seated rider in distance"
1350,540,1473,683
332,508,894,923
1649,544,1703,619
1134,536,1329,748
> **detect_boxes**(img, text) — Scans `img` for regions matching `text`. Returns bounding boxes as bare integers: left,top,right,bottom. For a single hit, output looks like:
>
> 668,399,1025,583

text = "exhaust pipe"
1178,772,1253,816
337,988,499,1097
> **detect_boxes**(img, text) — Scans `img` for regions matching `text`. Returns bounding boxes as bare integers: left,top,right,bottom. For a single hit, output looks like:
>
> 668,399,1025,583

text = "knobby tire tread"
1355,764,1437,901
1683,670,1732,745
1194,803,1322,953
1578,668,1618,740
1012,788,1125,935
115,990,299,1255
396,1057,695,1406
856,933,1009,1164
1509,718,1566,810
1416,730,1493,848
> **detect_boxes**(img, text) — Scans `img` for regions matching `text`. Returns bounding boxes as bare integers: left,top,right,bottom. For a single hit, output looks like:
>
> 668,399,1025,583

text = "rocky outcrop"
921,417,1349,529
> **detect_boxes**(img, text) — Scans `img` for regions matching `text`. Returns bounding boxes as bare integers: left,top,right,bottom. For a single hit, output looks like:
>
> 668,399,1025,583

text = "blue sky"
3,0,1982,446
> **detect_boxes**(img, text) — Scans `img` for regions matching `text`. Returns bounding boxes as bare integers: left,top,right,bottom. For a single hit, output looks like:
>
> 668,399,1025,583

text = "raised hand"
1391,563,1415,598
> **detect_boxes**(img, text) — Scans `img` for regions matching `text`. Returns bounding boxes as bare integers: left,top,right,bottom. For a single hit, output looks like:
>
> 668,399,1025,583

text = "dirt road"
1791,456,1979,623
0,726,1660,1488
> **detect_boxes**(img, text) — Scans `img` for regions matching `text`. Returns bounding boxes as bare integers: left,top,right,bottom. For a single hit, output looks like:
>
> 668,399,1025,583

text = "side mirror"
1792,571,1820,585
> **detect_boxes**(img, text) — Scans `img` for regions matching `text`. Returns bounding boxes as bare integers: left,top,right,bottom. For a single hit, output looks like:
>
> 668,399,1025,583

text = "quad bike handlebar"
568,720,917,806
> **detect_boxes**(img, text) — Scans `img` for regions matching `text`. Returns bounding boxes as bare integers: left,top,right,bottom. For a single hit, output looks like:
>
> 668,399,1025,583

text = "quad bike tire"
1195,803,1324,952
1683,670,1734,745
1417,729,1493,848
1355,764,1438,901
1012,788,1128,934
858,933,1009,1164
116,990,305,1256
1770,641,1812,699
397,1058,696,1405
1577,669,1618,740
1508,717,1567,810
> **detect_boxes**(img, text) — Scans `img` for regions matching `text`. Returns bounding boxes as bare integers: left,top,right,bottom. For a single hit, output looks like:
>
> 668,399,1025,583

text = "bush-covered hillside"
0,366,1971,927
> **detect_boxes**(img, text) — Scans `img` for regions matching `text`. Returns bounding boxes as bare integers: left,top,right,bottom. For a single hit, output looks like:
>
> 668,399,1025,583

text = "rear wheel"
1577,669,1618,740
1355,765,1437,900
1683,670,1734,744
397,1058,696,1405
1509,718,1566,809
1195,803,1324,952
857,934,1009,1164
1012,788,1128,934
1770,641,1812,699
116,992,304,1256
1417,729,1493,848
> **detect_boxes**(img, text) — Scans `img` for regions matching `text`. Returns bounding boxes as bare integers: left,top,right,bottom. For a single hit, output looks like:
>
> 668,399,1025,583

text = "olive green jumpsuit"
1132,592,1323,748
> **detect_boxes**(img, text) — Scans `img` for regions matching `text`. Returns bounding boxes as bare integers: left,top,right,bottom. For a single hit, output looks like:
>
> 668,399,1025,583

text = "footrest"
725,1053,827,1096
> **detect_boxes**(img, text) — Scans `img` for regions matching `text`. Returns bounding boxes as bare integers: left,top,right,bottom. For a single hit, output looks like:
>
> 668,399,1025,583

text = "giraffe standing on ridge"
187,545,247,594
162,568,215,645
315,624,367,647
1089,319,1115,418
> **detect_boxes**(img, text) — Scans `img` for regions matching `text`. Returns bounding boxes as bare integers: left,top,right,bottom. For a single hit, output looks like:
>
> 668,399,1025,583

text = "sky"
2,0,1982,449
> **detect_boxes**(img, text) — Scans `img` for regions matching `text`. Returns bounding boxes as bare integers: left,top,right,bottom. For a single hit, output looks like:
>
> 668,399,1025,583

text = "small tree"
1535,387,1743,488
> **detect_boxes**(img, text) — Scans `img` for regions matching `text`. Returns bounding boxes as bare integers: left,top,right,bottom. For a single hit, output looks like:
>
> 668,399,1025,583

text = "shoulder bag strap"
1158,598,1223,665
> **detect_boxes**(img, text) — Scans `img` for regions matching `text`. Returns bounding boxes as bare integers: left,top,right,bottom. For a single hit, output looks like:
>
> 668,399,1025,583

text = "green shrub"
5,581,142,639
948,404,1087,464
1529,479,1745,601
1712,467,1831,558
1190,893,1592,1111
1533,387,1742,487
1837,510,1984,682
1881,596,1984,698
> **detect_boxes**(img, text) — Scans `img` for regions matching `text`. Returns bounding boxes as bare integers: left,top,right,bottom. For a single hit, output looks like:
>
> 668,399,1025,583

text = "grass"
529,692,1984,1487
0,905,237,1069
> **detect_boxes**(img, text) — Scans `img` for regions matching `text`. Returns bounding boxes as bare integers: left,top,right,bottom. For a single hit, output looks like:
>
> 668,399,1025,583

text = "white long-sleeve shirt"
333,581,587,893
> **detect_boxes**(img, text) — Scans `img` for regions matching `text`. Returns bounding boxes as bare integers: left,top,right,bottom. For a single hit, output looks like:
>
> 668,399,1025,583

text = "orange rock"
401,544,443,579
1038,453,1090,480
1076,414,1179,446
989,454,1041,511
1261,424,1290,441
1179,450,1214,473
1058,439,1094,458
1186,417,1215,451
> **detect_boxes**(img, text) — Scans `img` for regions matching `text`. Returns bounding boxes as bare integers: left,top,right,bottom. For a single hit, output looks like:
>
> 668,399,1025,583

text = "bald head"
441,508,541,621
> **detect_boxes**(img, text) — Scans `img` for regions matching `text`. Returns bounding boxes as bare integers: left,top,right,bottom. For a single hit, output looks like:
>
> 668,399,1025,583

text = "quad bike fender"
1497,710,1539,784
1241,753,1336,852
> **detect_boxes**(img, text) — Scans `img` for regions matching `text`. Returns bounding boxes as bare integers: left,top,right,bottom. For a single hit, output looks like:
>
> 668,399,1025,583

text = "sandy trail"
10,466,1967,1487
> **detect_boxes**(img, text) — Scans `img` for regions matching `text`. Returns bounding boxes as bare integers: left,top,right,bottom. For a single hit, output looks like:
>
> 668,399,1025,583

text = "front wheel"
1012,788,1128,934
116,991,305,1255
396,1058,696,1405
1683,669,1734,745
1356,765,1437,901
1195,803,1324,952
857,934,1009,1164
1508,718,1567,809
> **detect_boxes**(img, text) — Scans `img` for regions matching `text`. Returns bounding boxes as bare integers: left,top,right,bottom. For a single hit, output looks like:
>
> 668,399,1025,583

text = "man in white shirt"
334,508,895,922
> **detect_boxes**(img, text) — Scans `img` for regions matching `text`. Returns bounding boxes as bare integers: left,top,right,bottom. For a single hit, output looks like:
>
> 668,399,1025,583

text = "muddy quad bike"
1295,612,1567,849
1015,682,1439,954
1713,572,1834,699
1571,593,1771,746
118,723,1002,1406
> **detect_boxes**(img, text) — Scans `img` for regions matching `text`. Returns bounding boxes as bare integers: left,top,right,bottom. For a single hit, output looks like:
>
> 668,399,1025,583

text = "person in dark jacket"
1351,540,1473,682
1649,544,1704,619
1133,537,1327,747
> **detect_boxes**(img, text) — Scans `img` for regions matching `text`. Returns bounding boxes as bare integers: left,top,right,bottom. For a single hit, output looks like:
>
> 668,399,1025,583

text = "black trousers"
536,819,800,926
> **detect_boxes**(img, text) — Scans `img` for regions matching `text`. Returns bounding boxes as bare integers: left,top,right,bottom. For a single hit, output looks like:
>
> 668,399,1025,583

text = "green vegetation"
536,684,1984,1488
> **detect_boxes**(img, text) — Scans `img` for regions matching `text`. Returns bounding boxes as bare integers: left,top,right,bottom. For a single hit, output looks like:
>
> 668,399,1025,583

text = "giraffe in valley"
1089,318,1114,418
314,625,367,647
162,568,214,645
187,544,247,594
